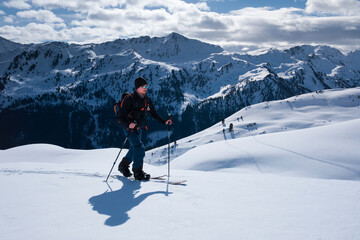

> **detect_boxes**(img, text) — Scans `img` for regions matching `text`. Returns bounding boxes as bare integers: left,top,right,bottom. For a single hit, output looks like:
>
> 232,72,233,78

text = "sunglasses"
142,85,148,89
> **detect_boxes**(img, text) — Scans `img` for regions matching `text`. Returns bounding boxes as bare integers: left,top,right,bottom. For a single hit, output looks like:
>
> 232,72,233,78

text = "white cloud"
194,2,210,11
17,9,64,23
0,10,6,15
0,0,360,53
3,15,15,23
4,0,32,10
0,23,103,44
306,0,360,16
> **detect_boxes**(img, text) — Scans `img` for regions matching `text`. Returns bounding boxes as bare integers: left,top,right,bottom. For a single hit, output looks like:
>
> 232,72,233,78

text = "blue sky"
0,0,360,53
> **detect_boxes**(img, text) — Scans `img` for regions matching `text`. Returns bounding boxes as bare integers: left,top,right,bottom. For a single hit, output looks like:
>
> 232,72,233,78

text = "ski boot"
118,157,132,177
133,166,150,181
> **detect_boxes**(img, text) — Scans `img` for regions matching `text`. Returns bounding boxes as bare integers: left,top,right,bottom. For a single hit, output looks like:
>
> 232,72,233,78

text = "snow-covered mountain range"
1,33,360,149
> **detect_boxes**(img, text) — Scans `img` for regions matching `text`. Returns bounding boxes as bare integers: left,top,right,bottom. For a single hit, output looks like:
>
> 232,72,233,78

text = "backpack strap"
120,93,133,108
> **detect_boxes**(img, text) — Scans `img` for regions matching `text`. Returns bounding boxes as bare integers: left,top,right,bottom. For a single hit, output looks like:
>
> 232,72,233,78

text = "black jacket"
117,91,166,129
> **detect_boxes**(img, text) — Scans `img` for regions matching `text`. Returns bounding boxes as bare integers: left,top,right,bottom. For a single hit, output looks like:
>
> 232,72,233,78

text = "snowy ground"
1,88,360,240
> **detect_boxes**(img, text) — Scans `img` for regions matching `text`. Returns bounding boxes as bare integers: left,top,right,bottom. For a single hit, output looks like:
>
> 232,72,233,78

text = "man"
117,77,172,180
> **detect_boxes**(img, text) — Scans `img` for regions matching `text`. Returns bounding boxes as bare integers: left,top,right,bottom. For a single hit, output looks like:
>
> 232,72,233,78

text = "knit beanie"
135,77,148,89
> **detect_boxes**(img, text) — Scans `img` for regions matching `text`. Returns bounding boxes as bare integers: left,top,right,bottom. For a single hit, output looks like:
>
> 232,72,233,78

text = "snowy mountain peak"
285,45,345,60
285,45,318,57
314,45,343,56
166,32,186,40
126,32,224,62
92,32,223,63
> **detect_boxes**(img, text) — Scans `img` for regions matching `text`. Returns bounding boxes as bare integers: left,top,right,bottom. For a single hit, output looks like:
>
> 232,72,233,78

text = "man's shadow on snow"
89,176,168,226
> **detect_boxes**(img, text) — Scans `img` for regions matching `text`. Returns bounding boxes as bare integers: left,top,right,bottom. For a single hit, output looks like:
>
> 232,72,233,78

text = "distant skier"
116,77,173,180
229,123,233,132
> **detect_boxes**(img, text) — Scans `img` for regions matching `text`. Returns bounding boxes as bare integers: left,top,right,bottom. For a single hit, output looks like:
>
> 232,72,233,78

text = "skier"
117,77,173,180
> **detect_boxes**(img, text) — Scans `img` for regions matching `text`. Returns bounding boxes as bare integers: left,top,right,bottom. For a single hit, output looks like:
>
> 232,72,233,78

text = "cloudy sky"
0,0,360,53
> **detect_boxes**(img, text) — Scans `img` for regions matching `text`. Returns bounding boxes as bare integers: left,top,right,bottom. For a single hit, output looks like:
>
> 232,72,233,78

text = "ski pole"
167,114,171,177
105,131,130,182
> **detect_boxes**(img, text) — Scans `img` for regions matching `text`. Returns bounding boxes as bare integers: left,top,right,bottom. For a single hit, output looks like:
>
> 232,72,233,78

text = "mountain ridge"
1,33,359,149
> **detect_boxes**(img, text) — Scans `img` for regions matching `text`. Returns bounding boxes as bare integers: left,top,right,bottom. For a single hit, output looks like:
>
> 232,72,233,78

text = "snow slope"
147,87,360,168
1,88,360,239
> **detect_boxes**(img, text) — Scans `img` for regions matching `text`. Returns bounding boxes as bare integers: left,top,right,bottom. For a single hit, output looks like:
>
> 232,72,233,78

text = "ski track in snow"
252,136,360,177
0,169,104,178
224,139,264,173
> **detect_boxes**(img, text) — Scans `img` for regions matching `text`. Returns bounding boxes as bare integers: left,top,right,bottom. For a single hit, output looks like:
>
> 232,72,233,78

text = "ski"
112,175,187,185
151,175,168,180
149,179,187,185
150,175,187,185
167,180,187,185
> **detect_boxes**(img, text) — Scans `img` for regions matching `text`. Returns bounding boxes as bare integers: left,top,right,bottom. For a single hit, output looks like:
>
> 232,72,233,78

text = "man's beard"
138,91,146,98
